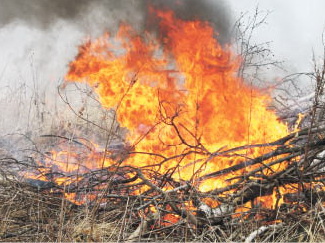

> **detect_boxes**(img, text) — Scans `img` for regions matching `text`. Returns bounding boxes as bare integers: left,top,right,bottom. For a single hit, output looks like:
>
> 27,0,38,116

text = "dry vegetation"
2,10,325,243
2,70,325,242
2,121,325,242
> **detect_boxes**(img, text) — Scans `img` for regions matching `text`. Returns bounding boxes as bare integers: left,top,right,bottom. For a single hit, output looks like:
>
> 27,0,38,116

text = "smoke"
0,0,232,141
0,0,232,41
0,0,92,28
148,0,232,44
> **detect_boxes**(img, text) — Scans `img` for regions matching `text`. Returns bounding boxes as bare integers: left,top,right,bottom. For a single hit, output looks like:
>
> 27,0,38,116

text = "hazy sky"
229,0,325,74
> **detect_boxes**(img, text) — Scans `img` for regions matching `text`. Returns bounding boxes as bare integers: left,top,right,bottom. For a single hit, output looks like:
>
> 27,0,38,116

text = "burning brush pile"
2,7,325,242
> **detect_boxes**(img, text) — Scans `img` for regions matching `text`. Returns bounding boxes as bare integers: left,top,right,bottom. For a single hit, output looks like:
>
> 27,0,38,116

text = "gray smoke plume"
0,0,93,28
0,0,232,42
148,0,232,43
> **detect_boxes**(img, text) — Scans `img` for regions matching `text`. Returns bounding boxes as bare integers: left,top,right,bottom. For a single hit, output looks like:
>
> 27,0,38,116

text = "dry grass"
1,165,325,242
0,38,324,242
0,175,129,242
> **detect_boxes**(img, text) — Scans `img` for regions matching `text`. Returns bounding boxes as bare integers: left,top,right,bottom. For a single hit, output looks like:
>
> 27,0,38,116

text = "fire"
65,8,287,190
27,8,290,209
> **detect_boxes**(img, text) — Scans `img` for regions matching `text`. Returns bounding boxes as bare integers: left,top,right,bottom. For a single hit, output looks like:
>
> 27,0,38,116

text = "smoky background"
0,0,232,139
0,0,233,157
0,0,324,154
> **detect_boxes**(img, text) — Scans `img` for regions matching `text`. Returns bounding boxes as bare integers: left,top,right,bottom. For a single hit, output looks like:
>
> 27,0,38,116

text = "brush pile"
2,110,325,242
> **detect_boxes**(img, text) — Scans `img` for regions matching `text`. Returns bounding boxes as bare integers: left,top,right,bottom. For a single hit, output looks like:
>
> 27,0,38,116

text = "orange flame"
65,8,287,192
27,8,290,207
